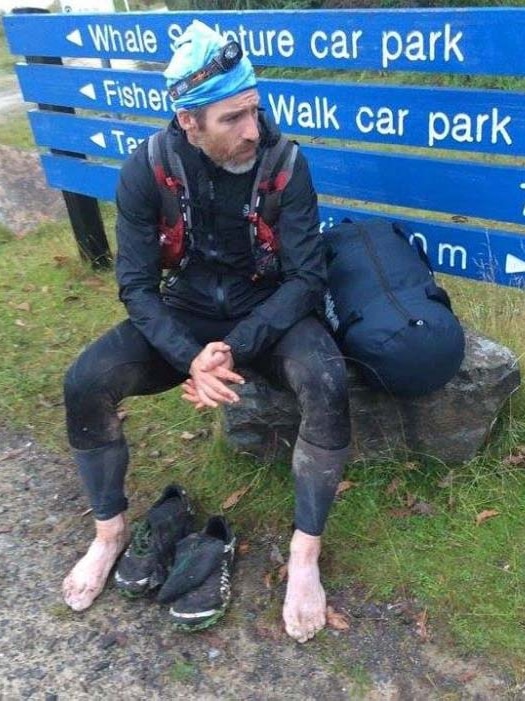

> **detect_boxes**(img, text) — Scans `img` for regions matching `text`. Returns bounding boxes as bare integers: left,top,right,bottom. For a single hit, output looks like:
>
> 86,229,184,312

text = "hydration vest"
147,128,299,280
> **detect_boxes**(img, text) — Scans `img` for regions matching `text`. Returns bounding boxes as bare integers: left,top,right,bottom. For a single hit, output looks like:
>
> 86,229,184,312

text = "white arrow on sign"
80,83,96,100
90,132,106,148
505,253,525,274
66,30,83,47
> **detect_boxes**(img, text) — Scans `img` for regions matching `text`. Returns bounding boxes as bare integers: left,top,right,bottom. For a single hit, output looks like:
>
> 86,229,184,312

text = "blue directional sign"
17,64,525,157
302,145,525,228
5,8,525,75
28,111,158,159
39,153,525,288
25,109,525,229
27,110,525,228
6,6,525,290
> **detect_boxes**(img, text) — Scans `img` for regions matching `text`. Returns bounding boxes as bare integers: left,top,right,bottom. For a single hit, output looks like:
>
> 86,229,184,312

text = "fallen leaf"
389,508,412,518
475,509,500,526
326,605,350,631
117,408,128,422
405,493,417,508
458,670,477,684
222,485,250,510
386,477,401,495
438,471,455,488
263,572,272,589
335,480,358,496
63,294,80,303
15,302,31,312
37,395,53,408
0,445,31,462
237,540,250,556
53,255,70,267
415,608,429,641
404,461,419,471
15,319,26,327
41,286,49,293
254,622,283,641
180,428,209,442
277,564,288,583
82,276,106,288
411,500,434,516
502,447,525,467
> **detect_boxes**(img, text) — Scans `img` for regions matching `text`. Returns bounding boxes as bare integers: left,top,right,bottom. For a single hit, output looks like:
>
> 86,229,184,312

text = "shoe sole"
116,586,147,600
169,607,226,632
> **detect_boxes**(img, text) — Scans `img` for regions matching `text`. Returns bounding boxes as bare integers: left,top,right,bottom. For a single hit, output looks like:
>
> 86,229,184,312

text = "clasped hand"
183,342,244,410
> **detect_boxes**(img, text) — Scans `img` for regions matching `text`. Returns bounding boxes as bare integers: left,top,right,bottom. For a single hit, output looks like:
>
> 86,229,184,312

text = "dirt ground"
0,73,523,701
0,426,520,701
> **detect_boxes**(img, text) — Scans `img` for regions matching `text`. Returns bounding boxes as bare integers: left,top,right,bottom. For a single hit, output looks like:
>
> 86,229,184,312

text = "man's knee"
284,347,348,407
63,352,111,409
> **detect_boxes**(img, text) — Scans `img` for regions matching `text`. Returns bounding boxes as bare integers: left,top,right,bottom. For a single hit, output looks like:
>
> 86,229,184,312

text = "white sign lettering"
88,23,158,54
103,80,172,112
167,23,295,59
438,243,467,269
310,29,362,60
355,105,410,136
382,24,464,68
428,108,512,147
267,93,339,130
409,232,428,254
111,129,145,154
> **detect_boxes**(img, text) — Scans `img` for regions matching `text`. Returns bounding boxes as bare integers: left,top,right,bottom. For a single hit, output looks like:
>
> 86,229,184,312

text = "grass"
0,23,17,73
0,107,33,149
169,657,196,683
1,215,524,670
1,13,525,677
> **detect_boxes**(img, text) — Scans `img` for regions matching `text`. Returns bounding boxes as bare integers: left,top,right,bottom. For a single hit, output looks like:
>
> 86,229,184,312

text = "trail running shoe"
114,484,194,598
159,515,236,631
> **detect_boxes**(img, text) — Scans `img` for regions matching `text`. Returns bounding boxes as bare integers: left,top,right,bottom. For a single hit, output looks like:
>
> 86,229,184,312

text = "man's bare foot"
63,513,130,612
283,530,326,643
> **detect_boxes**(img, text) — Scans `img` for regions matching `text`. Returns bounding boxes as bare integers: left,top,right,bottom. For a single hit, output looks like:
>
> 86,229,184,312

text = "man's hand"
186,342,244,409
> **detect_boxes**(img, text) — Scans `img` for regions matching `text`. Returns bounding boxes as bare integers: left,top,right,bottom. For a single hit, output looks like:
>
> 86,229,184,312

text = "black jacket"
115,112,325,374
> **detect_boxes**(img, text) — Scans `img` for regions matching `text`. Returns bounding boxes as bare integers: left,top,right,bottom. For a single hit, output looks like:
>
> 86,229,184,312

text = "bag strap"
425,280,452,310
247,136,298,247
148,128,194,261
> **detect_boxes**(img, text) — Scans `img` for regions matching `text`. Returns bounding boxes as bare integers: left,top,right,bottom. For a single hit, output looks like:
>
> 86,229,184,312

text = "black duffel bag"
323,217,465,397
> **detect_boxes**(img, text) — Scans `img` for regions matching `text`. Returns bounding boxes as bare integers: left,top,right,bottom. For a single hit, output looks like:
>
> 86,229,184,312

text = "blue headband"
164,20,257,110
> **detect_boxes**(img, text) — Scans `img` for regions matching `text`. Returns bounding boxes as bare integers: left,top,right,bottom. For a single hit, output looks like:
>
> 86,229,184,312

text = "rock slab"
222,328,521,464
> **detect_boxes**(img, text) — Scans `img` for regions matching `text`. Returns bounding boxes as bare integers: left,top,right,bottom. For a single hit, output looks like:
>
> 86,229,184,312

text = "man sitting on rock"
62,19,350,644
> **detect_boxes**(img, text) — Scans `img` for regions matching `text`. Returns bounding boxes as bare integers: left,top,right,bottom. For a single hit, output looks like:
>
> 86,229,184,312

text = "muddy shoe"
114,484,194,598
159,516,236,631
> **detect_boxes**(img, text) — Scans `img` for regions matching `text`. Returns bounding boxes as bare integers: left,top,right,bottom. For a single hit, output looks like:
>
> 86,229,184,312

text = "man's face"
181,89,261,173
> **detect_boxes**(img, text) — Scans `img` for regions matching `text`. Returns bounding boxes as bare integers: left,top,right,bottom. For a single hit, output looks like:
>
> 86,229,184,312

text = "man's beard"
222,157,257,174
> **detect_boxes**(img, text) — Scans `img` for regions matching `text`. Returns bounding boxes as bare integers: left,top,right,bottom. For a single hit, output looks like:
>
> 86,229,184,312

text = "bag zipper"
358,223,423,326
